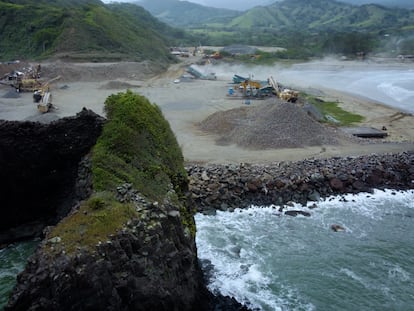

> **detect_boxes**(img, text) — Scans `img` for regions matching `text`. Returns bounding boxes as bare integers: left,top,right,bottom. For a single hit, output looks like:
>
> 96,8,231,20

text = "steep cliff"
0,109,104,245
5,92,212,310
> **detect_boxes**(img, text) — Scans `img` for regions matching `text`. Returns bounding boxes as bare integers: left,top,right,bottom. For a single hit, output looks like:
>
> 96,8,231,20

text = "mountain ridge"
0,0,184,62
137,0,414,32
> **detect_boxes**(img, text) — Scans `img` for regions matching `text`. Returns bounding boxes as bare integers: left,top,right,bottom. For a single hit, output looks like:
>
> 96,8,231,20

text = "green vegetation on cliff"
92,91,187,200
49,91,194,253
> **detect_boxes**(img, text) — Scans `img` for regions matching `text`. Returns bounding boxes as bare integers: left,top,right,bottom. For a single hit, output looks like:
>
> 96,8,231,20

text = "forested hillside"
0,0,188,61
171,0,413,57
229,0,414,32
135,0,239,27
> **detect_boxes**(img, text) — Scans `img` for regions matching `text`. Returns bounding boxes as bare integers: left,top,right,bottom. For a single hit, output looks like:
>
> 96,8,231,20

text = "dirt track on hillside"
0,57,413,164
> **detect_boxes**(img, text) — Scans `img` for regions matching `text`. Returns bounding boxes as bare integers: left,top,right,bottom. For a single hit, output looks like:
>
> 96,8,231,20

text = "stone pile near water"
187,152,414,213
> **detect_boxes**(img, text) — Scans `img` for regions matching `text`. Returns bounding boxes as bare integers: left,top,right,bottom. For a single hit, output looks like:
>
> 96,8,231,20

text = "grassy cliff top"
48,91,192,254
92,90,187,200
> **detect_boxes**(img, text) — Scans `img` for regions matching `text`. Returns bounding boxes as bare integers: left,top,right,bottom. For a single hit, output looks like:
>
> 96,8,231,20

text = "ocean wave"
196,189,414,310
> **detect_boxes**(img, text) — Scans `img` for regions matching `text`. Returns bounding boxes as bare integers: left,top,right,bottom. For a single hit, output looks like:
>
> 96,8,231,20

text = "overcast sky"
103,0,413,11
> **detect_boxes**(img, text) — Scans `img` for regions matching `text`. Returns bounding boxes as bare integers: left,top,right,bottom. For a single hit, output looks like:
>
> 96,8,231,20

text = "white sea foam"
388,264,410,282
196,189,414,310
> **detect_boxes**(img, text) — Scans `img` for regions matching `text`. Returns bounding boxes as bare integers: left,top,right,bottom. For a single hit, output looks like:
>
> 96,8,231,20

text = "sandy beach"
0,58,413,164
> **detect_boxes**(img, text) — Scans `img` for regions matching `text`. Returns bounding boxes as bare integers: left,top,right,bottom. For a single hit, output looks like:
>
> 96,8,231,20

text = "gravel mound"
199,102,352,149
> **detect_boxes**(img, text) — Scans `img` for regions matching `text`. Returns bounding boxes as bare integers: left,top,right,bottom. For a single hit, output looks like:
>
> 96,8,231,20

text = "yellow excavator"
269,76,299,102
32,76,60,113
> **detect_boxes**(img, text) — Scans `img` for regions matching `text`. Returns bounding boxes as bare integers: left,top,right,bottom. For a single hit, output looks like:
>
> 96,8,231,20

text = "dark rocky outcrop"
0,109,104,245
5,94,411,311
4,93,249,311
187,152,414,213
5,195,207,311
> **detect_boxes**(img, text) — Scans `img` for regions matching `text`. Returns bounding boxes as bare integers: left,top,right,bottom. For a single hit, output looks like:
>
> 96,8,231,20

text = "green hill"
0,0,185,62
229,0,414,32
135,0,240,27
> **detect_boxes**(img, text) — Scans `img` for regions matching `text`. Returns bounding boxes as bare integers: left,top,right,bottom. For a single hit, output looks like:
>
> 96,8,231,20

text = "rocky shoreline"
187,151,414,214
1,104,413,310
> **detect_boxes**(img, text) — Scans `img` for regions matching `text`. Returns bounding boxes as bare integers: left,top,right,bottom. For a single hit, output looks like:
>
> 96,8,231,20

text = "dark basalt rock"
331,224,346,232
5,205,208,311
5,186,250,311
284,210,311,217
2,108,251,311
187,152,414,213
0,108,104,245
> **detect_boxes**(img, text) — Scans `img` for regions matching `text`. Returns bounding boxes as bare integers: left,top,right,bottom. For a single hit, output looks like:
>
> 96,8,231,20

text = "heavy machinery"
0,64,42,92
268,76,299,102
227,78,273,98
0,71,42,92
33,86,52,113
232,74,248,84
239,79,263,97
32,76,60,113
229,74,298,101
186,65,216,80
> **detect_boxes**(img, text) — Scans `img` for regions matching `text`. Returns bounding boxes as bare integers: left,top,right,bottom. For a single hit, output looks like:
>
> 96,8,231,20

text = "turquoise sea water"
196,189,414,311
0,240,38,309
1,190,413,310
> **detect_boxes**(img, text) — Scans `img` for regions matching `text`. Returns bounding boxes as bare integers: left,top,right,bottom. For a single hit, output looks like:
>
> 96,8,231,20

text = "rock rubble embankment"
187,152,414,213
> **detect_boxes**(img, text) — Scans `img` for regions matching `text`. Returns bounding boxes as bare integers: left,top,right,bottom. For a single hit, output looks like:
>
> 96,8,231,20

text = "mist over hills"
1,0,413,61
137,0,414,33
133,0,414,11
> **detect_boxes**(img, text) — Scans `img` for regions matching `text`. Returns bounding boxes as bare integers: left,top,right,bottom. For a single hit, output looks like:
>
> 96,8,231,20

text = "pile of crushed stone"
198,102,353,149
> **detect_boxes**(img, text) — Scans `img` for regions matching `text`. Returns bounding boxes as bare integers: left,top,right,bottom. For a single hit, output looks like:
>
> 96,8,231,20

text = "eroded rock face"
0,109,104,244
5,200,209,311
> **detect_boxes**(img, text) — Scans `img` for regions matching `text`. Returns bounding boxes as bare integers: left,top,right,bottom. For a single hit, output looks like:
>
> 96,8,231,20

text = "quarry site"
1,56,413,164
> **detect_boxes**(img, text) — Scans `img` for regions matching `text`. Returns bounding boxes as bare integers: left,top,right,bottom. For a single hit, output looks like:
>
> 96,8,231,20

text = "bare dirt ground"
1,57,413,164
